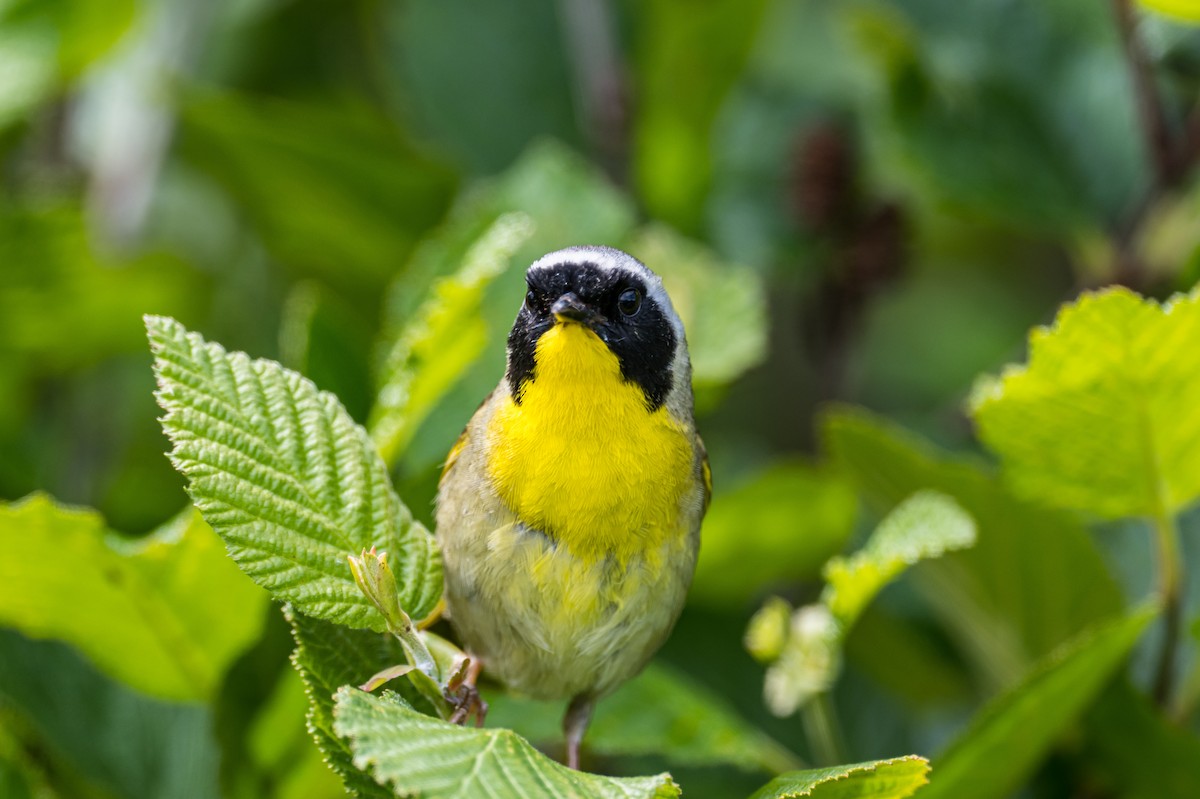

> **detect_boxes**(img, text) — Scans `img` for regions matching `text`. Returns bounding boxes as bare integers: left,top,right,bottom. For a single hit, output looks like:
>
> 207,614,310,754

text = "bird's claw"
447,682,488,727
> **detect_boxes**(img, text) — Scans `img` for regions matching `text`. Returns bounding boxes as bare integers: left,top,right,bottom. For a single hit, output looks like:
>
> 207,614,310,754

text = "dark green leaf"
920,605,1157,799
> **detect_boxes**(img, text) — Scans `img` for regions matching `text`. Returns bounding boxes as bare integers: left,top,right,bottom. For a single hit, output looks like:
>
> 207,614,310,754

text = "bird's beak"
551,293,604,328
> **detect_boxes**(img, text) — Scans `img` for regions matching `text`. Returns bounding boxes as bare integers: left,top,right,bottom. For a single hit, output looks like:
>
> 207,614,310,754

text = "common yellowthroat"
436,245,709,768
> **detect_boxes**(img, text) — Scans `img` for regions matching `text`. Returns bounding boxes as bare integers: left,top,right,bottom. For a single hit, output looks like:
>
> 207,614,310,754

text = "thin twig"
1113,0,1176,189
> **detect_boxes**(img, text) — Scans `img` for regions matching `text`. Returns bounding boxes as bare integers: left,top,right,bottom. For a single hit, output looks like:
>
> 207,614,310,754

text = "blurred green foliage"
3,0,1200,797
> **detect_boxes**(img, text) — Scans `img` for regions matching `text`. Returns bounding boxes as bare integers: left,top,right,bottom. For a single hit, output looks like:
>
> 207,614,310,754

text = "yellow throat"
487,321,693,562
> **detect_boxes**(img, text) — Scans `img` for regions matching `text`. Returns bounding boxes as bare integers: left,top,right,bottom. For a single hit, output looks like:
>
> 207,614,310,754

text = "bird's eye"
525,289,537,309
617,287,641,317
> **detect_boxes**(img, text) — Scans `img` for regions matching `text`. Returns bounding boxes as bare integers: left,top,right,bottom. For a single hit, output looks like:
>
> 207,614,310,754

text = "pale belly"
441,517,697,700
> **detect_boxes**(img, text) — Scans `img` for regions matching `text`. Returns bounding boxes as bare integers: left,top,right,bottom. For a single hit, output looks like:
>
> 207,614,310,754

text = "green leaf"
919,605,1157,799
0,628,221,799
0,493,265,701
691,462,856,607
332,687,680,799
822,408,1124,686
628,224,769,393
486,662,803,775
147,315,442,630
747,756,929,799
370,211,534,466
822,490,976,627
177,92,457,295
970,287,1200,519
1081,680,1200,799
286,608,411,799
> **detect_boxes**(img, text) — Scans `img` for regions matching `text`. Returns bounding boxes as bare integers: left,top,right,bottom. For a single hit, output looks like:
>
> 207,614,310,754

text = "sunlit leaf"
147,315,442,629
920,605,1157,799
333,687,680,799
1139,0,1200,23
971,287,1200,519
822,490,975,627
0,494,265,701
763,604,842,718
487,662,803,775
747,755,929,799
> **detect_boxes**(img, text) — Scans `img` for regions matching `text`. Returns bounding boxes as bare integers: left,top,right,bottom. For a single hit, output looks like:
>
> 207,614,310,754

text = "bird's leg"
447,654,488,727
562,694,595,770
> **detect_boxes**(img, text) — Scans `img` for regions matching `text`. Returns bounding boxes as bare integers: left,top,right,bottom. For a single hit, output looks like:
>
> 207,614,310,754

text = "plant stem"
1152,505,1184,706
802,693,848,766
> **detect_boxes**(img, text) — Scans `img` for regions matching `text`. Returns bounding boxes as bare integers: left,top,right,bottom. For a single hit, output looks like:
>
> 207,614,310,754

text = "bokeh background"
3,1,1200,797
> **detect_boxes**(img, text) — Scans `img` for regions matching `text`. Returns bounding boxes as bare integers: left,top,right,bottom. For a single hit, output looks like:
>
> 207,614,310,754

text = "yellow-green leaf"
0,494,265,701
970,287,1200,519
823,490,975,626
748,756,929,798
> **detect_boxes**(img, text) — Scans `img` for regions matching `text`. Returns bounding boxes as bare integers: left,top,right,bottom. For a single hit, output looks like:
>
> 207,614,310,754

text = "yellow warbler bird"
436,245,709,768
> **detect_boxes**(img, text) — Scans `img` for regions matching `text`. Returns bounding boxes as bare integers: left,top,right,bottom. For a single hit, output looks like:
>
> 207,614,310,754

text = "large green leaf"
822,408,1124,686
970,287,1200,519
148,315,442,630
691,461,856,607
748,756,929,799
0,494,265,701
919,605,1157,799
486,662,802,775
332,687,680,799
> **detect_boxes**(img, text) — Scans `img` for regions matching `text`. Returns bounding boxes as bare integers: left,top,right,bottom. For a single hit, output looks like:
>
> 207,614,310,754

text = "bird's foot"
446,655,488,727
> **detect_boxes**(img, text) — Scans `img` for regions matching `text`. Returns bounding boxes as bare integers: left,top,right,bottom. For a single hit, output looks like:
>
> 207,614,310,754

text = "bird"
435,244,709,769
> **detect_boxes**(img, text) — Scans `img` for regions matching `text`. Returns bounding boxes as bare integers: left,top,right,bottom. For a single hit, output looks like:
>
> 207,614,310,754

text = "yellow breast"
486,322,693,563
